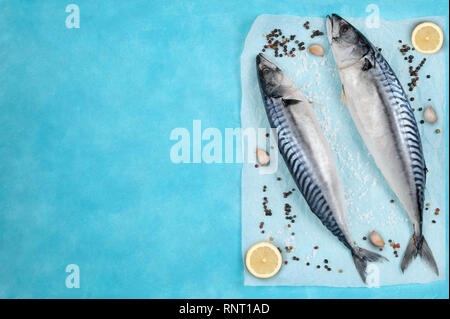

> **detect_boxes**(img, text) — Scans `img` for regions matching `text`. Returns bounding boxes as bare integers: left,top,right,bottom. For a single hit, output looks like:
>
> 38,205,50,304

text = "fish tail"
352,248,388,283
401,234,439,275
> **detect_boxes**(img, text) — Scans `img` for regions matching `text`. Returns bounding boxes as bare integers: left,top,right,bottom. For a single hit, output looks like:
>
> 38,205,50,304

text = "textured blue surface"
0,0,448,298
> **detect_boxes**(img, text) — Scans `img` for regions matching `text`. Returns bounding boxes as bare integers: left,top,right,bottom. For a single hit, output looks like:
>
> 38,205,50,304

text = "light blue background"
0,0,448,298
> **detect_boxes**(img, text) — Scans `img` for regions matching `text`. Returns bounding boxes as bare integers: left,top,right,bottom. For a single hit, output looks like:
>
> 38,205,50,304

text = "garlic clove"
308,44,324,57
424,106,438,123
369,231,385,247
256,149,270,166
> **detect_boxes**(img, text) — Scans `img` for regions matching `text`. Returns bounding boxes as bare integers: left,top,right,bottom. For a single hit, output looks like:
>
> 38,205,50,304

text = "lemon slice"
411,22,444,54
245,241,282,278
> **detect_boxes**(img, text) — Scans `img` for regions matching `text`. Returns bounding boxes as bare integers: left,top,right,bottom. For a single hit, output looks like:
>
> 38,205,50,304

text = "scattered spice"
398,43,428,92
262,196,272,216
407,58,427,92
285,246,293,253
310,30,324,38
283,190,293,198
284,203,297,224
390,240,401,257
399,43,412,55
262,28,306,57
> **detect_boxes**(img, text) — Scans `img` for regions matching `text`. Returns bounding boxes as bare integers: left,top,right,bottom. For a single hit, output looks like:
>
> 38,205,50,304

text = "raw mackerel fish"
326,14,438,275
256,53,386,283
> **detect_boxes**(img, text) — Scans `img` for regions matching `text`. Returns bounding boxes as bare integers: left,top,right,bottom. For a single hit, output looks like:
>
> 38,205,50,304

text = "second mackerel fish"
256,53,387,283
326,14,438,275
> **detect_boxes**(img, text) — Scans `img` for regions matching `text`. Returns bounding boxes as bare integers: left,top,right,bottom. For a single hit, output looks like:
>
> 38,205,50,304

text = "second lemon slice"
245,241,282,278
411,22,444,54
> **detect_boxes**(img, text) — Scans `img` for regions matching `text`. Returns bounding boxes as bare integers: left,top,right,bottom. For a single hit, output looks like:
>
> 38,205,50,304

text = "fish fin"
283,90,304,101
361,57,373,71
401,235,438,275
352,248,388,283
282,98,302,107
341,86,349,105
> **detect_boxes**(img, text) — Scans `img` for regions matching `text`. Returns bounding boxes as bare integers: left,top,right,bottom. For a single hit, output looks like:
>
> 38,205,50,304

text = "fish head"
256,53,296,98
326,14,371,68
256,53,284,97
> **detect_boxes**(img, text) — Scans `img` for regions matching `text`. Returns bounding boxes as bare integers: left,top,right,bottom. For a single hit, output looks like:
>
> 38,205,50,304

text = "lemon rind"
411,22,444,54
245,241,282,279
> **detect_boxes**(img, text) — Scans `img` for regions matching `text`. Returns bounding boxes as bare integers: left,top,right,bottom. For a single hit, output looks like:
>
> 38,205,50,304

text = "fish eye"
262,67,270,74
341,24,349,33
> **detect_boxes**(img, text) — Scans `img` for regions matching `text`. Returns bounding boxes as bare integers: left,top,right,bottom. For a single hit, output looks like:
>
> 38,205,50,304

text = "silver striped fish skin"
326,14,438,275
256,53,386,283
